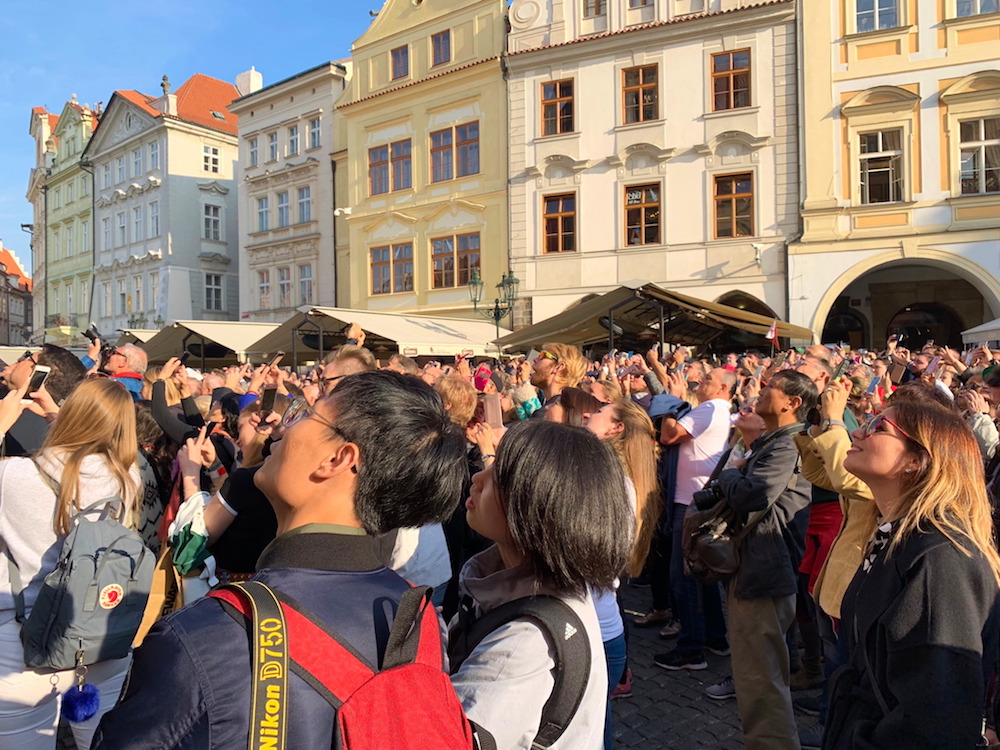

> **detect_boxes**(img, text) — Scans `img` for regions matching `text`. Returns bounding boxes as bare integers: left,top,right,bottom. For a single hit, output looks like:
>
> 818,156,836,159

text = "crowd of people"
0,325,998,749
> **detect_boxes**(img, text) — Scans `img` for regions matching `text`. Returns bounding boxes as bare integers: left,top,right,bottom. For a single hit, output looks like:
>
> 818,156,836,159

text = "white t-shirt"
674,398,732,506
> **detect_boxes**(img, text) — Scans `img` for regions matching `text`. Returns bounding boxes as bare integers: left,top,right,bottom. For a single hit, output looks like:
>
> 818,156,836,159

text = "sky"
0,0,378,276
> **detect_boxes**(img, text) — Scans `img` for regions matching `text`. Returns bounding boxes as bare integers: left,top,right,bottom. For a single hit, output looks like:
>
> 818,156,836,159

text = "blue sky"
0,0,377,275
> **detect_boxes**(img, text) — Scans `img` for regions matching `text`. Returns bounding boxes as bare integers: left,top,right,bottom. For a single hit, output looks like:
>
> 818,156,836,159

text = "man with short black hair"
93,371,468,748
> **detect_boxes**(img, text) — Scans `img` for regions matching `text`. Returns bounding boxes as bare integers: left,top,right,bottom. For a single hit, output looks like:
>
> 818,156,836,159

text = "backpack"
210,581,478,750
6,467,154,671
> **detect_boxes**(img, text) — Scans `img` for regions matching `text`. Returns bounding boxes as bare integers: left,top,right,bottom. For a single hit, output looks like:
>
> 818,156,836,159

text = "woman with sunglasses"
824,400,1000,749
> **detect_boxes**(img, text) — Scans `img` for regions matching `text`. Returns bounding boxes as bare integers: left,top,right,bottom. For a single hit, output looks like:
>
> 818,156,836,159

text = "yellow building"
790,0,1000,347
338,0,508,317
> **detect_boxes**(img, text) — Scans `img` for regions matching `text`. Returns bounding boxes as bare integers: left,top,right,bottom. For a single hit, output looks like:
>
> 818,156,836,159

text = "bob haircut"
326,370,467,535
768,370,818,422
493,420,633,597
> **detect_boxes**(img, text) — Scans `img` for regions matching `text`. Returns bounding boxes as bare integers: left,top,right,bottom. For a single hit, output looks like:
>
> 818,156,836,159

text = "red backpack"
209,580,478,750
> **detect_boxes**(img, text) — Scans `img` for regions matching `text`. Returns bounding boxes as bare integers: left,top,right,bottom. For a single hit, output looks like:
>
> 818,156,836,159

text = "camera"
693,481,724,510
83,322,102,343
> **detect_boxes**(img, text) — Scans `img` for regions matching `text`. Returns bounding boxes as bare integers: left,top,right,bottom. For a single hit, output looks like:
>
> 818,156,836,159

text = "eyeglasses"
860,414,922,448
738,399,758,415
18,351,37,365
537,351,559,363
280,398,348,441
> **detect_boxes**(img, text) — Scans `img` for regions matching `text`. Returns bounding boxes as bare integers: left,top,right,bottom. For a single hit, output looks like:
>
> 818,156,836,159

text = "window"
133,276,143,312
66,284,73,313
102,282,111,317
52,231,60,261
257,197,270,231
432,31,451,66
149,201,159,238
430,130,453,182
859,130,903,203
369,146,389,195
543,194,576,253
53,189,61,209
66,183,74,204
623,65,658,124
370,244,414,294
299,264,313,305
258,270,271,309
149,142,159,170
205,274,223,311
204,204,221,240
65,226,73,256
275,193,289,228
960,118,1000,195
287,125,299,156
133,206,143,241
542,80,574,135
248,138,258,167
268,133,278,162
102,164,111,189
117,212,127,246
711,50,751,111
203,145,220,173
117,157,126,183
298,186,312,223
583,0,607,16
629,0,652,6
132,148,143,176
80,282,88,316
856,0,899,32
391,46,409,80
81,220,89,253
432,233,481,288
714,173,754,238
309,118,321,150
392,140,413,190
102,218,111,250
118,279,127,315
81,175,90,196
456,124,479,177
957,0,998,15
278,267,291,307
150,272,159,310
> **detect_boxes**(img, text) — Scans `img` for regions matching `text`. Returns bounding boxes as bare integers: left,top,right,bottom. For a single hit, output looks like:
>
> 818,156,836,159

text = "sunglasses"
537,351,559,363
860,414,922,448
18,351,37,365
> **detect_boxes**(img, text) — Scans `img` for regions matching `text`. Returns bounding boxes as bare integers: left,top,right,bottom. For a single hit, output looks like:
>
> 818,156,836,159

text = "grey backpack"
6,468,154,671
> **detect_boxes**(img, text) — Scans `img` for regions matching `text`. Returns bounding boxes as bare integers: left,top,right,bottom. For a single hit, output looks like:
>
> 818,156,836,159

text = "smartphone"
832,360,851,381
966,349,976,366
889,363,907,385
267,351,285,369
179,351,192,365
752,365,764,380
866,376,882,394
926,340,935,348
773,352,789,369
23,365,51,404
203,420,219,434
925,356,942,376
260,386,278,419
483,393,503,429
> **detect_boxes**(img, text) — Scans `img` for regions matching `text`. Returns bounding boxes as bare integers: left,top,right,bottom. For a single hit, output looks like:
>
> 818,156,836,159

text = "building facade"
339,0,508,317
506,0,799,331
230,63,351,323
791,0,1000,348
26,106,59,342
82,73,241,334
0,242,33,345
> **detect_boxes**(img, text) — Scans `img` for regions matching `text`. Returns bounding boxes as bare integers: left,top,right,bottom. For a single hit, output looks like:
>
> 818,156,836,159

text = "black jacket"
824,527,1000,750
716,423,809,599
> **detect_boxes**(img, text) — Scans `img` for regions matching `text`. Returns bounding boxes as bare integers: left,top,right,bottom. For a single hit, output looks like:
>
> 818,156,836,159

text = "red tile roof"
112,74,240,136
0,247,32,292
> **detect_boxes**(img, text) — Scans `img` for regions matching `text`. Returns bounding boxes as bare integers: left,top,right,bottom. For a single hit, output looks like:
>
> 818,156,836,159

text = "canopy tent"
115,329,159,346
0,346,38,368
494,281,814,353
140,321,279,368
962,318,1000,345
250,307,510,366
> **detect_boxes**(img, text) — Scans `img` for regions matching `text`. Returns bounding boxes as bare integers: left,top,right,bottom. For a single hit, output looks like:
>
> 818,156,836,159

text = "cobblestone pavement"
612,580,822,749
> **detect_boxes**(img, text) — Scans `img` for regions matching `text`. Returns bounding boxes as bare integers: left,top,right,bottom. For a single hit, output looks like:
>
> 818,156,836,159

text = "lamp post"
468,269,519,360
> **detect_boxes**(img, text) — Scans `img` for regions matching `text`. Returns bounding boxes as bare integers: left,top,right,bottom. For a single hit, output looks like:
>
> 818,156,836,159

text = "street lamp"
468,269,519,359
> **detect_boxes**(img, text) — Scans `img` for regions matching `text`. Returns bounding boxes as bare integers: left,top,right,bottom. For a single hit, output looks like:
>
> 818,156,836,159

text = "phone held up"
23,366,51,405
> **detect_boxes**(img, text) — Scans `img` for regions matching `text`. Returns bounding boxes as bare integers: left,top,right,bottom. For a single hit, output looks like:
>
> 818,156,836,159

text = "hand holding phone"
23,366,51,405
260,386,278,419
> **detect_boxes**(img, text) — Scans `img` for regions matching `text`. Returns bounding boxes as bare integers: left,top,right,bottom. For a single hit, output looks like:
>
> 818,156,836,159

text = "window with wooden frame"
432,233,481,288
625,184,661,245
391,46,409,80
583,0,607,16
371,244,414,295
959,118,1000,195
371,247,392,295
714,173,754,238
541,80,574,136
630,0,653,5
431,129,454,182
957,0,998,16
543,194,576,253
623,65,658,124
369,146,389,195
856,0,899,32
430,123,479,182
432,31,451,66
456,123,479,177
391,140,412,191
711,50,751,111
859,130,903,204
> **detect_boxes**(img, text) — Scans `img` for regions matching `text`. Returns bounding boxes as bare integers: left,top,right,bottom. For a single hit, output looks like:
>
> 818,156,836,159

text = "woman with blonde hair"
0,378,141,749
825,399,1000,749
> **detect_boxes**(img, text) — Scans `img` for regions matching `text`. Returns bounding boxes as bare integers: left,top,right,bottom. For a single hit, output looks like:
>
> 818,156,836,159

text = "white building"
506,0,799,337
82,73,241,333
229,62,351,322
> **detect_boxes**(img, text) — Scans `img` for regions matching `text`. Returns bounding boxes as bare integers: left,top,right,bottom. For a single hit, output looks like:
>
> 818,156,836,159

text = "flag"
765,319,777,341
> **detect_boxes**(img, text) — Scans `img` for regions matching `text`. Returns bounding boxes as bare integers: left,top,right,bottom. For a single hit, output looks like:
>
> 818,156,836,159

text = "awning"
250,307,510,365
116,329,159,345
141,321,279,367
495,281,814,351
962,318,1000,345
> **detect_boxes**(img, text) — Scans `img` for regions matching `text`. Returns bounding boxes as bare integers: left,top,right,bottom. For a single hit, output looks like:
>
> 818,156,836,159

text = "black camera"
693,481,724,510
83,322,102,343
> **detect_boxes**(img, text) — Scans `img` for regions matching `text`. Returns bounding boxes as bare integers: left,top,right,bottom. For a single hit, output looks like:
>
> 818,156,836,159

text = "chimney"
236,67,263,97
